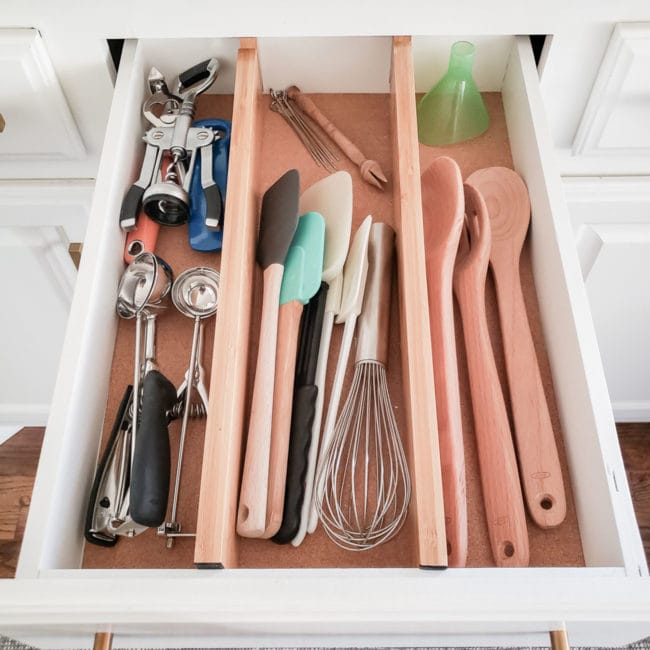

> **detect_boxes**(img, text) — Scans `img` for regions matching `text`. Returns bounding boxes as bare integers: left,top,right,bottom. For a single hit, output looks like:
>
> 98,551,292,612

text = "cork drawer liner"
83,36,584,571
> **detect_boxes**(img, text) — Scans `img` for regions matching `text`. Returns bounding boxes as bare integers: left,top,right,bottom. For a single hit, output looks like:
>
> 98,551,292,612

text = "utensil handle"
273,384,319,544
454,274,529,566
124,211,160,264
494,267,567,528
130,369,176,528
85,385,133,547
308,314,356,534
355,223,394,365
264,299,303,538
427,265,468,567
287,86,365,166
237,263,284,538
294,309,334,545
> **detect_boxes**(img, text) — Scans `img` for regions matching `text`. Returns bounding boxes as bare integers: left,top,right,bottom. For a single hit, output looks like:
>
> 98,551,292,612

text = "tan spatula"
453,184,529,566
465,166,566,529
421,156,467,567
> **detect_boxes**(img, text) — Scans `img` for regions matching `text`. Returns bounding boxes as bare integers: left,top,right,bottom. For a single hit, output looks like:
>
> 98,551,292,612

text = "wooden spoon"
465,166,566,529
453,184,529,566
421,156,467,567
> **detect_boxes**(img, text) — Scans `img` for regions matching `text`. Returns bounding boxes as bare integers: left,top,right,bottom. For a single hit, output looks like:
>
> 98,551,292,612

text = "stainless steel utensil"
315,223,410,550
159,266,220,546
119,59,222,231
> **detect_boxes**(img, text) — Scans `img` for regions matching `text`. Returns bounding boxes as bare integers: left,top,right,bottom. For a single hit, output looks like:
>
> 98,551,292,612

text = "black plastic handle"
130,370,177,528
203,182,224,231
272,384,318,544
119,184,144,232
84,385,133,547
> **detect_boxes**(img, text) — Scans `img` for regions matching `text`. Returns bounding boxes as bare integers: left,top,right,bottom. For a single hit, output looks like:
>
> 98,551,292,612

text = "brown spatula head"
257,169,300,269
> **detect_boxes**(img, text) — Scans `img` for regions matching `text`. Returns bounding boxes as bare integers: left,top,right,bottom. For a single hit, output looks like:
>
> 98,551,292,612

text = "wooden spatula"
421,156,467,568
237,169,300,538
453,184,529,566
465,166,566,529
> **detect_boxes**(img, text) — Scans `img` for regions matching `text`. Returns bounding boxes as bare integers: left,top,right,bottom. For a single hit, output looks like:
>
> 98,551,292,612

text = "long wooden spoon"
453,184,529,566
421,156,467,567
465,166,566,529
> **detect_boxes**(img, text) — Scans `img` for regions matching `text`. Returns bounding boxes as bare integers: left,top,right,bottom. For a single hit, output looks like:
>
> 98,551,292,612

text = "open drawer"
4,34,650,648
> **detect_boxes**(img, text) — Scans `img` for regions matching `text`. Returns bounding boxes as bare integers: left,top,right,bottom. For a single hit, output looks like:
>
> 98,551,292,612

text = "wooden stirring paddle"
453,184,529,566
421,156,468,567
465,166,566,529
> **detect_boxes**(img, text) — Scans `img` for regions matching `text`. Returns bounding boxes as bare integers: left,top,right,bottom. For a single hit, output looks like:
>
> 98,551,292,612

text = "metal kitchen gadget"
119,59,224,231
85,253,174,544
316,223,410,550
159,266,220,546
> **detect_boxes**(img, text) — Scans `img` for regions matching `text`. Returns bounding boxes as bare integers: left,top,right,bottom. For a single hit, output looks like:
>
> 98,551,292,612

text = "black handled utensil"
273,282,327,544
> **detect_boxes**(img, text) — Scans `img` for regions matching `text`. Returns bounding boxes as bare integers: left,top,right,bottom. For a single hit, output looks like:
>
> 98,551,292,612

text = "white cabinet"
0,181,93,428
541,22,650,176
564,177,650,422
0,26,113,429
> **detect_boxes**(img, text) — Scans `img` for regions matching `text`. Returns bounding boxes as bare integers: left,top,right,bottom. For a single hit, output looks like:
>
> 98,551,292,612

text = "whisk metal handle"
355,223,395,366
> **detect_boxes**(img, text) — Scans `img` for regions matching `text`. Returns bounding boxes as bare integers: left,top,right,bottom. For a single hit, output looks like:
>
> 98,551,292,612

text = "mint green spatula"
263,211,325,538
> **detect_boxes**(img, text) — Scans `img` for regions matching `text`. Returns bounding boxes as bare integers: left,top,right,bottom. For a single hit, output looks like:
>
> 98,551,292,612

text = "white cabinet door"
0,181,92,427
564,177,650,421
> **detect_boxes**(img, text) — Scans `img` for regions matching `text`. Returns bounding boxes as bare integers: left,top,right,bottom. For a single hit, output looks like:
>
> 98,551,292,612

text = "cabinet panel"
565,177,650,421
0,227,76,426
0,30,85,162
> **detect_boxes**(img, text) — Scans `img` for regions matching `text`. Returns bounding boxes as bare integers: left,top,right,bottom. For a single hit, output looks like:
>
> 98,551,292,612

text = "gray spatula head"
257,169,300,269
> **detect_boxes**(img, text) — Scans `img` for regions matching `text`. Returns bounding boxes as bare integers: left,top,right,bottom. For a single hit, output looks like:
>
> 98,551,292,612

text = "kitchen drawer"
4,34,650,648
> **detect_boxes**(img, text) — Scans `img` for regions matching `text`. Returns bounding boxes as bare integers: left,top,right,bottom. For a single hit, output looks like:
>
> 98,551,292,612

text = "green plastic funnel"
280,211,326,306
417,41,489,146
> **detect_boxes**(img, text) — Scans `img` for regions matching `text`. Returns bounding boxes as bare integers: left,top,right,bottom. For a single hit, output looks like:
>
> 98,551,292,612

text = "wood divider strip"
194,38,262,568
390,35,448,568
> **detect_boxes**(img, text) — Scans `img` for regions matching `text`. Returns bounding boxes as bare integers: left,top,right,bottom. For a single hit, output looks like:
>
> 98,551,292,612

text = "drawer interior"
23,34,638,577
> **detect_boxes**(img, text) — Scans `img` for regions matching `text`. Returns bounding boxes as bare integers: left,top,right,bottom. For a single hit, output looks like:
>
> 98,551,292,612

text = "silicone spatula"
421,156,467,567
292,171,353,546
237,169,300,538
263,211,325,538
272,282,326,544
465,166,566,528
307,214,372,534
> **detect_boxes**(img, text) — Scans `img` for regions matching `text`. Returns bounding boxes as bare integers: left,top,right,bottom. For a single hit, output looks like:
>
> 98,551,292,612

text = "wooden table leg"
93,632,113,650
550,629,570,650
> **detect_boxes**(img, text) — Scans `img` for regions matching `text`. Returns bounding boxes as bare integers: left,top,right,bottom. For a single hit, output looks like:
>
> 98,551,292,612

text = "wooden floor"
0,424,648,576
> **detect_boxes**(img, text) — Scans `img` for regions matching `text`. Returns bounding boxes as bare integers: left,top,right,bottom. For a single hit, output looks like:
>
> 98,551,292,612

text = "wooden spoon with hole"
453,184,529,566
465,166,566,528
421,156,467,567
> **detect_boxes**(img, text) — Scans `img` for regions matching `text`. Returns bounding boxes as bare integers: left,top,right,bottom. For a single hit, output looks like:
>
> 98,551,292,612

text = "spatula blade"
257,169,300,269
280,211,326,306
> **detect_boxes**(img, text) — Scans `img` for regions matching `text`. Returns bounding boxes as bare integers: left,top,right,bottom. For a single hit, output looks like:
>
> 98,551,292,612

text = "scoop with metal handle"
160,267,220,546
308,214,372,534
116,252,177,529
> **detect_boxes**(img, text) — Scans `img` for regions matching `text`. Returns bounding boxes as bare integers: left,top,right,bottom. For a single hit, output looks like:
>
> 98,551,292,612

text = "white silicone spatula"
307,214,373,535
291,171,353,546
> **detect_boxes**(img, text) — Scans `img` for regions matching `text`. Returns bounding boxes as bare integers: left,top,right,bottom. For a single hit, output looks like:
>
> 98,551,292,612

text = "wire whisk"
316,223,411,551
270,89,339,172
